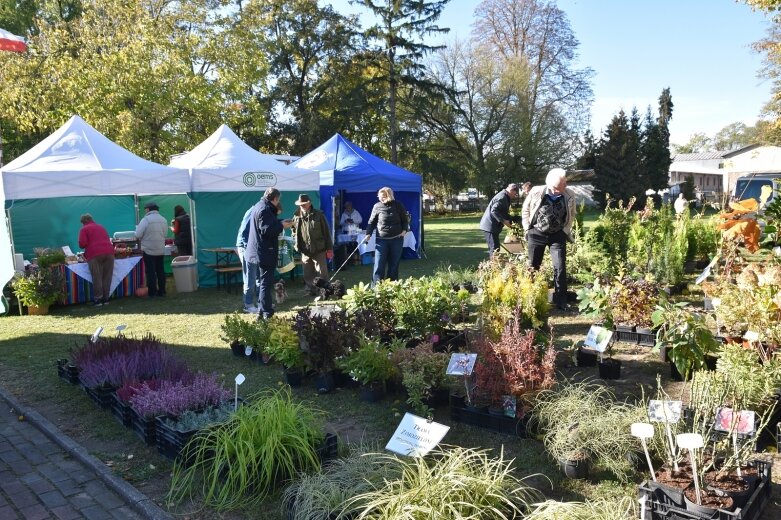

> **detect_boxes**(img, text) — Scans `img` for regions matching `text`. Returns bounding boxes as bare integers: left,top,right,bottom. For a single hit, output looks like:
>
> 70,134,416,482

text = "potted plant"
156,403,237,462
264,317,305,386
651,300,720,381
220,312,250,357
609,275,660,334
337,336,396,402
293,309,353,393
393,342,449,417
34,247,66,268
167,388,326,510
11,268,64,314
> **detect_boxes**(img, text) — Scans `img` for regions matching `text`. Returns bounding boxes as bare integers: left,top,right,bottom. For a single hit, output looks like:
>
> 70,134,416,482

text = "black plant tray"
84,385,116,410
109,393,132,428
450,405,529,437
56,359,80,385
155,417,202,464
316,433,339,463
614,329,640,345
637,331,656,347
638,459,771,520
128,408,157,446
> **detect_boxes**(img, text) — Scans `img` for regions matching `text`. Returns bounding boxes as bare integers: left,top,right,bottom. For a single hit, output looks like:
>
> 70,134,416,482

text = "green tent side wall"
6,196,137,260
192,190,320,288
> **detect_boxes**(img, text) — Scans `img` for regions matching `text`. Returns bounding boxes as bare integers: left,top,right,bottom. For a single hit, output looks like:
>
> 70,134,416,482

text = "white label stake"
234,373,245,411
677,433,704,505
631,423,656,482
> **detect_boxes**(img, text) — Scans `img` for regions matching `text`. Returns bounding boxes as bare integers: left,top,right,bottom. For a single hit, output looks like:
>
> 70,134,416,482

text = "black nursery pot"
283,368,303,388
598,358,622,380
559,456,589,479
576,347,598,367
315,372,336,394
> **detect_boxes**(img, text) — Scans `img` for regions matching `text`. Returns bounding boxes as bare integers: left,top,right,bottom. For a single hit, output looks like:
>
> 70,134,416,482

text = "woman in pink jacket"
78,214,115,306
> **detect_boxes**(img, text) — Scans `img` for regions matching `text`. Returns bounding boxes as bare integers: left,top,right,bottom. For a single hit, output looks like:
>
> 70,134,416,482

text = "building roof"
671,151,728,161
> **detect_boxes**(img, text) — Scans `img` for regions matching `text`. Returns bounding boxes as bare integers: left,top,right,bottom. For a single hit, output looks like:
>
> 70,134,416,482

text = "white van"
733,173,781,204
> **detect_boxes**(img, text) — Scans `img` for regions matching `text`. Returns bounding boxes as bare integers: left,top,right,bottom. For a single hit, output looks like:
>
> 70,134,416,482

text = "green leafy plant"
391,277,462,339
341,446,543,519
168,388,325,510
479,257,549,335
34,247,66,268
293,309,355,374
341,281,397,335
609,275,660,329
392,342,449,417
11,268,64,307
219,312,250,345
264,317,304,369
337,336,395,385
651,300,720,380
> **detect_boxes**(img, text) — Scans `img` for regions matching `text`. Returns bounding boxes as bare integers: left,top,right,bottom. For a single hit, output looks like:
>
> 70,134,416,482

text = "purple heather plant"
129,373,231,419
70,333,163,367
77,343,190,389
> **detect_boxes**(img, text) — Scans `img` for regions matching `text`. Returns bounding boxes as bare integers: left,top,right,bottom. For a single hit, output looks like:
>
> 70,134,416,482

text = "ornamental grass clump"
526,496,637,520
342,446,543,519
282,445,401,520
168,388,325,511
129,373,231,419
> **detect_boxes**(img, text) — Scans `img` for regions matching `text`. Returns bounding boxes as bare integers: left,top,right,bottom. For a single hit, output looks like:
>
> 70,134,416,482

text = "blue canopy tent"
293,134,422,257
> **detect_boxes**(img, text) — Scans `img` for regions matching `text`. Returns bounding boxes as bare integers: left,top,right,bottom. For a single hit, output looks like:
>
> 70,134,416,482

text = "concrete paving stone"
0,480,27,496
8,489,40,510
11,460,35,476
0,505,17,518
69,491,98,508
109,506,143,519
50,504,83,520
54,478,82,497
0,449,24,464
0,493,7,507
19,473,43,485
26,478,55,495
37,463,70,483
0,441,12,451
38,489,68,508
0,470,15,483
22,450,49,465
69,469,94,484
18,503,50,520
80,504,113,520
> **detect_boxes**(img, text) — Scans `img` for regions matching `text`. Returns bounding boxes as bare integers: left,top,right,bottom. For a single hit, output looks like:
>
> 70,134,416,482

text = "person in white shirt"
135,202,169,297
674,193,688,215
339,201,362,232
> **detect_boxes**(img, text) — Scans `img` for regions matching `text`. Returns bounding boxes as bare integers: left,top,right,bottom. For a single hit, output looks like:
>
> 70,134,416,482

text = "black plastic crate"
638,332,656,347
638,459,771,520
614,329,640,345
109,393,132,428
56,359,80,385
316,433,339,463
84,385,116,410
450,405,529,438
128,408,157,445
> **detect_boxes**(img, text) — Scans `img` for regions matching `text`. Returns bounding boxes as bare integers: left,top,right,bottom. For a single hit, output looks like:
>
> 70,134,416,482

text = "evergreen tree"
681,175,696,200
594,110,634,208
575,130,599,171
641,108,671,192
352,0,450,164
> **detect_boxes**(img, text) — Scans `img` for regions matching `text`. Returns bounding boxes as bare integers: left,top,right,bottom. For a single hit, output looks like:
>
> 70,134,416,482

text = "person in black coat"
245,188,292,319
478,183,521,257
364,186,409,283
171,205,192,256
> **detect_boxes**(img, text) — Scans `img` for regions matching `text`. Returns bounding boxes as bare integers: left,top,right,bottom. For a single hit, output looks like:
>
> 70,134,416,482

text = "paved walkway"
0,389,170,520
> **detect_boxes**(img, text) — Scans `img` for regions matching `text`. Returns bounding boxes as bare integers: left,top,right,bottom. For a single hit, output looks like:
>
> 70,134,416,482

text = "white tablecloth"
357,232,417,256
66,257,142,295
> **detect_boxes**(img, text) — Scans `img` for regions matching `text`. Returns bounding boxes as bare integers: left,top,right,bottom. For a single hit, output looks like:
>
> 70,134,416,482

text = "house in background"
721,145,781,193
668,151,726,198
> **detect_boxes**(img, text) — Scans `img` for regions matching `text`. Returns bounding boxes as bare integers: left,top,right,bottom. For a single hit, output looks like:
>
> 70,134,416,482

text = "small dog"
313,277,346,300
274,278,288,304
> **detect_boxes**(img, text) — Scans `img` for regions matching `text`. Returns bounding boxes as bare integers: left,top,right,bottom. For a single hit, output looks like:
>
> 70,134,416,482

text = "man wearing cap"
479,183,521,257
291,194,333,296
136,202,169,297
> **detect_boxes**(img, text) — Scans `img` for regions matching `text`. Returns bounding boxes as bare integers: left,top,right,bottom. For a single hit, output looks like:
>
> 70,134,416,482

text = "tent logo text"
243,171,277,187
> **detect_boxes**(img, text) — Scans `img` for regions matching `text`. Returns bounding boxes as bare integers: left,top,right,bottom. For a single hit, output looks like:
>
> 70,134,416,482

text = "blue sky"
323,0,773,146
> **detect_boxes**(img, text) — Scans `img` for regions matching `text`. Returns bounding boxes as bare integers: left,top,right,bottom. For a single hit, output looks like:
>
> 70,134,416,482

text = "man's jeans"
238,246,259,307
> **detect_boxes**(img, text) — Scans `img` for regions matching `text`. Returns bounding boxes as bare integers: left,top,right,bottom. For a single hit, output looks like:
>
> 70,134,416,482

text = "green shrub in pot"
651,300,719,380
336,336,396,386
11,268,64,308
264,317,304,370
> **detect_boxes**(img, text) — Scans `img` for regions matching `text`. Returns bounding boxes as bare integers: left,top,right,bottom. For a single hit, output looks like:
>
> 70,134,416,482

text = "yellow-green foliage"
479,259,548,335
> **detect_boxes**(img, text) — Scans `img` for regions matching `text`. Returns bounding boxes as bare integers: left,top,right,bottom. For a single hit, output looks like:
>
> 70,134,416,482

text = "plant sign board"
385,412,450,457
714,407,756,435
446,353,477,376
648,400,682,423
91,326,104,343
695,255,719,285
583,325,612,353
743,331,760,342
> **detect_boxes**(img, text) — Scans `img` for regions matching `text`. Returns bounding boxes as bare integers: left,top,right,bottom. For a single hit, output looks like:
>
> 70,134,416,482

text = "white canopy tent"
1,116,191,304
170,124,320,287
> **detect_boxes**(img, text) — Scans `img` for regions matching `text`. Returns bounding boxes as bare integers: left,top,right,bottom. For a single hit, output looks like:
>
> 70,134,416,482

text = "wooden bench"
214,266,242,293
205,263,241,269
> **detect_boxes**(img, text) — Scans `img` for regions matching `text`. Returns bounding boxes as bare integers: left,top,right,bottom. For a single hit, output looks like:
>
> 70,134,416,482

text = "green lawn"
0,215,636,517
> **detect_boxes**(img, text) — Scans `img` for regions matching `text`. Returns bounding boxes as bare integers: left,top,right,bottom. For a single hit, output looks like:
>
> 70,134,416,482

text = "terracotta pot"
135,286,149,297
27,304,50,316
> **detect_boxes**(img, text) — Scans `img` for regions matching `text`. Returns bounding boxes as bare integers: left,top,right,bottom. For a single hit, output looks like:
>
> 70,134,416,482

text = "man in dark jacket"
479,183,521,256
291,194,333,296
246,188,292,319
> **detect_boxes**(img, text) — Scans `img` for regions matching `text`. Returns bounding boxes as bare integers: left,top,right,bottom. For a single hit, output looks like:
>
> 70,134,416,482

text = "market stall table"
202,247,240,292
358,232,417,256
58,256,145,305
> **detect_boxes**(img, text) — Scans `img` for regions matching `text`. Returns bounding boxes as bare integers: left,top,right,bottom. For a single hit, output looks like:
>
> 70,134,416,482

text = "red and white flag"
0,28,26,53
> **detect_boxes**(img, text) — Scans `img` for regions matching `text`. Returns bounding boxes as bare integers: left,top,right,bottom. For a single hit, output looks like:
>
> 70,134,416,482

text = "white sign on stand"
91,326,104,343
446,353,477,376
385,413,450,457
583,325,612,353
648,400,682,423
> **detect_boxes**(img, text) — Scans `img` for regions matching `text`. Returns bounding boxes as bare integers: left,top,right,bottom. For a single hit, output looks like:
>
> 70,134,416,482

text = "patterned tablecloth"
59,257,145,305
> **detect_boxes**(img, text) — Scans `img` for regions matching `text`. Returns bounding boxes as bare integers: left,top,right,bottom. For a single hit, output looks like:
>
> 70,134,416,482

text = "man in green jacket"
291,194,333,296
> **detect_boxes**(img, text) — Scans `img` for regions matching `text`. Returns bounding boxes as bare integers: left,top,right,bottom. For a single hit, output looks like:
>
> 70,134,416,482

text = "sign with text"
583,325,612,353
648,400,682,423
385,413,450,457
446,353,477,376
714,407,755,435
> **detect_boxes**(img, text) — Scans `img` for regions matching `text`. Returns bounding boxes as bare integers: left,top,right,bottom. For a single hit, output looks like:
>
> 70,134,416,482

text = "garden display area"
3,206,781,520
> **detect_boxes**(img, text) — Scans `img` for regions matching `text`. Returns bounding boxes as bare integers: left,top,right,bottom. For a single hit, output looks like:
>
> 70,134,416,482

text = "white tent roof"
170,124,318,192
1,115,190,200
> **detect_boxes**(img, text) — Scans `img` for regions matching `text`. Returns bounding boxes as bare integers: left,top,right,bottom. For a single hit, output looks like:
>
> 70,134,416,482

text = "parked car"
733,173,781,204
